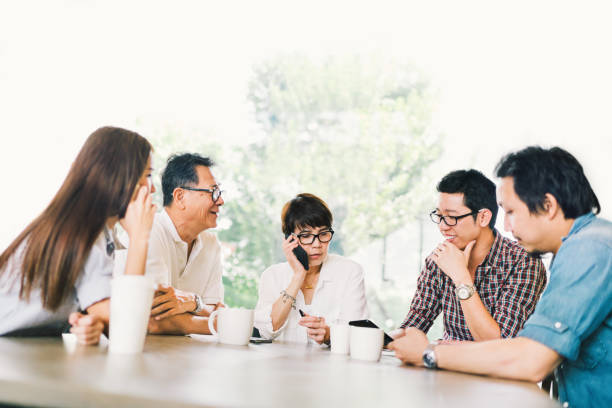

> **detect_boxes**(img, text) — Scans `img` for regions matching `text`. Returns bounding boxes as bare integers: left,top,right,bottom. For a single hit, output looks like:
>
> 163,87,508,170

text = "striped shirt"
400,231,547,341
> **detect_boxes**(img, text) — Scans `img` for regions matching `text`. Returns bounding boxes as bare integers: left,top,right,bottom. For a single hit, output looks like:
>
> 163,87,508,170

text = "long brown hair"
0,127,152,311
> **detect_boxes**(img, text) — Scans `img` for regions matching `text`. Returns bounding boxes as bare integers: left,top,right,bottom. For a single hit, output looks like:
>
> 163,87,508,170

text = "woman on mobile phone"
254,193,368,344
0,126,156,345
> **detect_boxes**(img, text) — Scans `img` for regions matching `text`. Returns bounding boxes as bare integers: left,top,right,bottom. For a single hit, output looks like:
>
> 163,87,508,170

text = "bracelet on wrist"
280,290,296,309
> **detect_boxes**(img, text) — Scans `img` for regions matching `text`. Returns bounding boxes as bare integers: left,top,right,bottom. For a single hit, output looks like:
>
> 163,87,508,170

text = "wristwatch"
422,344,438,369
192,294,204,314
455,283,476,300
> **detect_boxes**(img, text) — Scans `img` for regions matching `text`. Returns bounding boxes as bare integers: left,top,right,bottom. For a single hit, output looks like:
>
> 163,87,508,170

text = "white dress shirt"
254,254,368,343
0,230,113,335
145,210,224,304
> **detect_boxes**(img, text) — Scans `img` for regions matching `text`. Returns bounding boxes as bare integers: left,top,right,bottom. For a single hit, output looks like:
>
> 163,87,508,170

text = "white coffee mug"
109,275,155,353
349,325,384,362
208,308,254,346
330,323,350,354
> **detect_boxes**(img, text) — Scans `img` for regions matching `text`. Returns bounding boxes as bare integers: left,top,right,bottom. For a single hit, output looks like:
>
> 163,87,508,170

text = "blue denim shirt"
519,213,612,408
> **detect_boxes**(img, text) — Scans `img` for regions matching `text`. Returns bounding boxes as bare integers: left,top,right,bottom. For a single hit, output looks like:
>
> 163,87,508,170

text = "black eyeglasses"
429,210,479,226
294,230,334,245
180,185,223,203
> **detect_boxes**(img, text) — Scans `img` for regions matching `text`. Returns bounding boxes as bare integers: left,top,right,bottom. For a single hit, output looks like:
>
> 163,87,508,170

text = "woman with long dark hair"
0,126,156,345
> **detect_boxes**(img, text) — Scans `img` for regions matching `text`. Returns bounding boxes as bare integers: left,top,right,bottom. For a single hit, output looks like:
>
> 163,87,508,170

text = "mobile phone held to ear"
285,233,309,271
349,319,394,347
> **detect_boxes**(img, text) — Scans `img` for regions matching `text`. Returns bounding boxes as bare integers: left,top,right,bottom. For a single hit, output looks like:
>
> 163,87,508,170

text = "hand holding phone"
349,319,394,347
284,233,309,271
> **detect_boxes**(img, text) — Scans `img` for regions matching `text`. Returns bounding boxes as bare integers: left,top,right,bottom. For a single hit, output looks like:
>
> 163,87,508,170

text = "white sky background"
1,0,611,249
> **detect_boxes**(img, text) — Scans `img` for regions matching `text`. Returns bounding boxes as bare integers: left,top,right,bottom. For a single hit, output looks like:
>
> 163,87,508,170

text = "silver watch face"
423,349,437,369
194,295,203,312
457,287,470,299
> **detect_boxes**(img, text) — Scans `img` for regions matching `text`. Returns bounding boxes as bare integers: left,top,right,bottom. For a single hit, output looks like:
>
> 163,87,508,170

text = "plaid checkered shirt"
400,231,547,341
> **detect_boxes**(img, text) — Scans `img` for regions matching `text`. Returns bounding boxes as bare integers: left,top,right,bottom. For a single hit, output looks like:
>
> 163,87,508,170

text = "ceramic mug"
109,275,155,353
208,308,254,346
330,323,351,354
349,325,384,362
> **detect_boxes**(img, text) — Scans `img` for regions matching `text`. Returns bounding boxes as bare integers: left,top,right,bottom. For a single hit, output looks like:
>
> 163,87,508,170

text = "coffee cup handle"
208,310,219,335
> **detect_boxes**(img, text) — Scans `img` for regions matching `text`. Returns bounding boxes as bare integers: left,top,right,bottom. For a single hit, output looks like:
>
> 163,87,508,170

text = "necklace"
303,274,319,290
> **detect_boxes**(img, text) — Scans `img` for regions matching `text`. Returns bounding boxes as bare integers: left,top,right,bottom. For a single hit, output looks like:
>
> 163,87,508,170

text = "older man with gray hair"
146,153,225,335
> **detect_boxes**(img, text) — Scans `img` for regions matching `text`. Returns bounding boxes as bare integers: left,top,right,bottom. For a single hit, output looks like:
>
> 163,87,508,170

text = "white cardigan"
254,254,369,343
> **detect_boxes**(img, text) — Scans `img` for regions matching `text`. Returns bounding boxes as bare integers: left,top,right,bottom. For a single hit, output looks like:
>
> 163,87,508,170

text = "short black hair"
437,169,498,230
281,193,333,235
161,153,214,206
495,146,600,218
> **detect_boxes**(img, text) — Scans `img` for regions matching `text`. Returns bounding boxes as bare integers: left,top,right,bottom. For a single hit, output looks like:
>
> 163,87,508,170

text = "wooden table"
0,335,559,408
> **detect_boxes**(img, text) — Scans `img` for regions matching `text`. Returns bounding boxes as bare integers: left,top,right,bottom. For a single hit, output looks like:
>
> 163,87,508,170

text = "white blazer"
254,254,369,343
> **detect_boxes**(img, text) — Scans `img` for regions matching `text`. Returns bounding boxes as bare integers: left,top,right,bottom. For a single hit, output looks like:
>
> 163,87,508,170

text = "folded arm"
148,313,215,335
389,328,562,382
437,336,562,382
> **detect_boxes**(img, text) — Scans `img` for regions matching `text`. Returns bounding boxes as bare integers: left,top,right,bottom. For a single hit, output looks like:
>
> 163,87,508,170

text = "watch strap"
193,294,204,313
422,344,438,369
455,283,476,300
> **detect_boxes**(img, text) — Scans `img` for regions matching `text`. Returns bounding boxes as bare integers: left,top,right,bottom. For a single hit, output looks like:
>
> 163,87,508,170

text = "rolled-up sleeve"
75,236,113,310
254,266,288,339
400,258,441,331
519,240,612,360
493,255,547,338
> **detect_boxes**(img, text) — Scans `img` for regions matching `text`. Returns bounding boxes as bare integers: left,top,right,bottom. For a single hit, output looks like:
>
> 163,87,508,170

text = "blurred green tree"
218,53,443,314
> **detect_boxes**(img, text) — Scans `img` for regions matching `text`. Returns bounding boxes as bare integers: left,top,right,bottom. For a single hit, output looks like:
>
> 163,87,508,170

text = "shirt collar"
318,255,335,282
562,212,595,243
161,208,188,244
481,229,503,267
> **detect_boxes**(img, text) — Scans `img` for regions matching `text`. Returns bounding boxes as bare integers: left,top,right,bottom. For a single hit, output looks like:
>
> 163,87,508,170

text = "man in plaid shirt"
399,169,547,341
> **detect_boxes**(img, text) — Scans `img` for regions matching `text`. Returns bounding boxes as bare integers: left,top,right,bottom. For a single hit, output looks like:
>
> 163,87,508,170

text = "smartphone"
349,319,394,347
285,233,309,271
249,337,273,344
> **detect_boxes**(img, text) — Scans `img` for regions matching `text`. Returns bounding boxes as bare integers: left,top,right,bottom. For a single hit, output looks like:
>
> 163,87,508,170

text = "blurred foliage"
219,54,442,312
149,53,443,318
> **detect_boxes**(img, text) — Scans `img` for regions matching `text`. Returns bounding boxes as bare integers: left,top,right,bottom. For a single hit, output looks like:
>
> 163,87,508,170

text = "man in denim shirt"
389,146,611,408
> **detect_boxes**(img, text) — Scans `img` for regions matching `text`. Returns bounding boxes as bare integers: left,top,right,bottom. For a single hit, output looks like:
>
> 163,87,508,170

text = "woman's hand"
121,186,156,275
120,186,156,241
69,312,104,345
270,235,308,332
299,314,329,344
282,234,307,278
